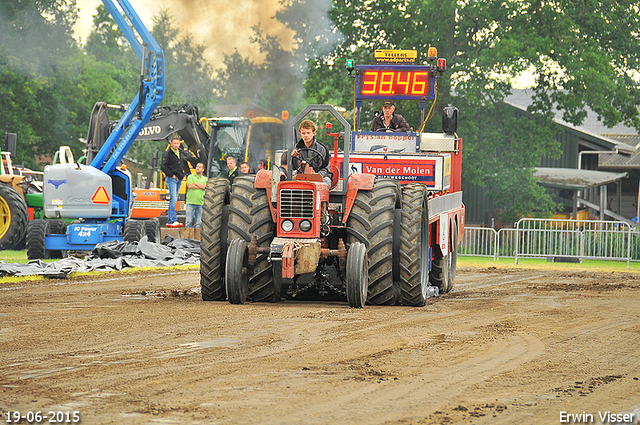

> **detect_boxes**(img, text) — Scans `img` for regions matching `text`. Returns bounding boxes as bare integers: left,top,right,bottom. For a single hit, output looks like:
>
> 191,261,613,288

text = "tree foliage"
0,1,332,170
2,0,639,222
0,0,78,74
0,0,86,168
151,10,215,109
0,2,224,170
214,0,341,116
305,0,640,221
213,23,308,116
84,4,138,79
213,50,261,105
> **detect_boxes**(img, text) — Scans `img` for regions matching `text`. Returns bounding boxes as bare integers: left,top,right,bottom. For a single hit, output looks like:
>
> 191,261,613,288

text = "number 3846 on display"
359,68,433,98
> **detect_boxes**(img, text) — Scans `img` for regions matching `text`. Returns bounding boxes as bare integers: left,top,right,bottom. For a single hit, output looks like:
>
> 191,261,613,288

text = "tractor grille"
280,189,314,218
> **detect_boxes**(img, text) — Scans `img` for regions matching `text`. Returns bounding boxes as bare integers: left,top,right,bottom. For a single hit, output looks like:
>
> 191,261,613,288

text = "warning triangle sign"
92,186,111,204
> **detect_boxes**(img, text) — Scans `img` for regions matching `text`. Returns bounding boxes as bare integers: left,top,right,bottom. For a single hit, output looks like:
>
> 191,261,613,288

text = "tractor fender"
254,169,276,221
254,169,272,189
342,173,374,223
0,175,25,197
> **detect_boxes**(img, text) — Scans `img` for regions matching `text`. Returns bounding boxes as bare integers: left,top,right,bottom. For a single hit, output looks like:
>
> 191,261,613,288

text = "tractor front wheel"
346,242,368,308
226,238,249,304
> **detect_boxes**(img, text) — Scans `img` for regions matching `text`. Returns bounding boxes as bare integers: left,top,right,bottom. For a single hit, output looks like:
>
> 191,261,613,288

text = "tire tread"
347,179,398,305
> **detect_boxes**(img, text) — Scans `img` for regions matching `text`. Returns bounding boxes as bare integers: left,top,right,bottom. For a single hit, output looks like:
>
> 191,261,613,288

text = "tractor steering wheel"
375,128,399,132
292,147,324,174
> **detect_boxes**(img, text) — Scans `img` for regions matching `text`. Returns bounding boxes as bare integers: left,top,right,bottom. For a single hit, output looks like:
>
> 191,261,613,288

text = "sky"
73,0,294,65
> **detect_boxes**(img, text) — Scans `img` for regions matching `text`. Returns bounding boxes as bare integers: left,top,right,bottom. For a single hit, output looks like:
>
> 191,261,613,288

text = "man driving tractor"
291,119,333,187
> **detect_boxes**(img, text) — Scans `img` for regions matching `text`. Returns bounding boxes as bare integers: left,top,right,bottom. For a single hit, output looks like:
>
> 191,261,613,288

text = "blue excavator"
26,0,165,259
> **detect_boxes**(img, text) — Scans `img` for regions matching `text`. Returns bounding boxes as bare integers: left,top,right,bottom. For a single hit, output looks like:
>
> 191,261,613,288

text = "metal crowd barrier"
460,219,637,268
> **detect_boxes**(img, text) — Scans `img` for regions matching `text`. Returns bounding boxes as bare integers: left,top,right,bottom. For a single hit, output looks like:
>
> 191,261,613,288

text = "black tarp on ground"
0,236,200,278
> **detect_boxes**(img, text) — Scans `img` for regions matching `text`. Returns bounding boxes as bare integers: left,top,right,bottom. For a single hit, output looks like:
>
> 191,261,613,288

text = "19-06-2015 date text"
4,411,80,423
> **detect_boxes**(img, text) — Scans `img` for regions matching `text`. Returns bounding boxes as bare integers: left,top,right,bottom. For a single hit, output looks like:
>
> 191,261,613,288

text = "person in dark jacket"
226,156,242,185
160,137,197,228
291,119,332,187
370,99,411,132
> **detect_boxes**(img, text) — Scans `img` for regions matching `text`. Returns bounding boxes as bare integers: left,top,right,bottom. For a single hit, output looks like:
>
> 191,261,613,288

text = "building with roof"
463,90,639,227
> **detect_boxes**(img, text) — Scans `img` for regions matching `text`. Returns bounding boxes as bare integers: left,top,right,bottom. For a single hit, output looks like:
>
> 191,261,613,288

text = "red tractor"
200,110,463,307
199,50,464,307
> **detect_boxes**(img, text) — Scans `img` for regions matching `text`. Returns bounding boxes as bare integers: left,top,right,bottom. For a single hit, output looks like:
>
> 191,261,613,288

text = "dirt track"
1,265,639,425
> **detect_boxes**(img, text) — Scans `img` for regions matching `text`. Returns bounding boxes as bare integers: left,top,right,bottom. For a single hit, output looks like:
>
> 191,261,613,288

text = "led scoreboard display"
356,65,435,101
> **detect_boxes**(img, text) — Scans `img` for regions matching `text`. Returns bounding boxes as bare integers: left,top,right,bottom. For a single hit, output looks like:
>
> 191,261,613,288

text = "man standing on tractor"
370,100,411,132
161,136,194,228
291,119,333,187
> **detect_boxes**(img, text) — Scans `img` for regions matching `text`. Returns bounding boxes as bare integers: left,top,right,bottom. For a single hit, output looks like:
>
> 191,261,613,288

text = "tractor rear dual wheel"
14,231,27,251
200,178,230,301
347,179,398,305
398,183,431,306
447,223,459,292
226,176,276,303
0,183,28,250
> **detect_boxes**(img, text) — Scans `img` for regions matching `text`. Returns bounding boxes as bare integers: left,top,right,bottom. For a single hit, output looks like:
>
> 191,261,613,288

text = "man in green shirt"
185,162,207,228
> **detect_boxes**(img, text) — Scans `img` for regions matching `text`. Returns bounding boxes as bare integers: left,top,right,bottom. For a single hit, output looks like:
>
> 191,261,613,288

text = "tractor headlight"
281,219,294,232
299,219,312,232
